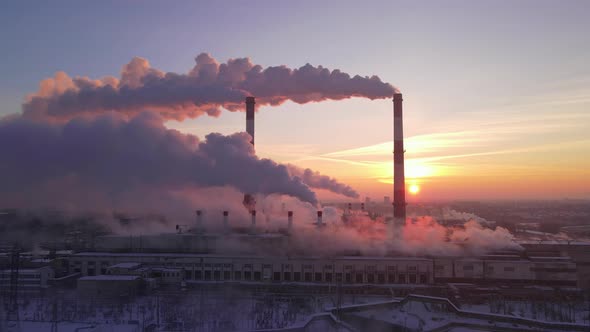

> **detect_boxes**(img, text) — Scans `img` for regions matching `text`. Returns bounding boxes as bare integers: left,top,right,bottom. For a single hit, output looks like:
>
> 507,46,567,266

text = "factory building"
77,274,142,298
67,252,578,288
64,95,582,290
0,266,54,292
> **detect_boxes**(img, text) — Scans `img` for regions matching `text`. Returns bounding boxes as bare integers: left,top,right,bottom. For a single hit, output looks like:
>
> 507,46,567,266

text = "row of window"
72,261,426,273
184,270,429,284
0,273,41,278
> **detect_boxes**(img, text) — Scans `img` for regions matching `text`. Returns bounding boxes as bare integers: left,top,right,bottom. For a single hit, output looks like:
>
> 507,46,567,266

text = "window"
185,270,193,279
314,273,322,282
335,273,342,282
367,274,375,283
409,274,416,283
378,274,385,284
87,269,95,276
294,272,301,281
398,274,406,283
244,271,251,281
284,272,291,281
503,267,515,272
273,272,281,281
355,273,363,283
345,273,352,283
204,271,211,280
213,271,221,280
419,274,428,284
435,265,444,271
304,272,312,282
223,271,230,280
195,271,202,280
388,274,396,283
234,271,241,280
325,273,333,282
463,265,474,271
254,272,261,281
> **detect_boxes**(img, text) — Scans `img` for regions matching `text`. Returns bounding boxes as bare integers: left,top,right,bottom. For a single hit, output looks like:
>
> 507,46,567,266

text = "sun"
409,184,420,195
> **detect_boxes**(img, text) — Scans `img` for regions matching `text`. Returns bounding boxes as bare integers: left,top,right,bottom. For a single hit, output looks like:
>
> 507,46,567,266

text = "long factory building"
67,251,579,288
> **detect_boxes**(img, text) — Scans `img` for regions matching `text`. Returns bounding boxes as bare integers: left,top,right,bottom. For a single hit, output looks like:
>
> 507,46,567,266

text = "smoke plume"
287,165,359,199
22,53,397,121
0,111,322,210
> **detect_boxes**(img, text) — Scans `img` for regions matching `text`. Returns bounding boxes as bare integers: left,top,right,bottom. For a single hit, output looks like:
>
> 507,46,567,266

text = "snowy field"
2,287,391,331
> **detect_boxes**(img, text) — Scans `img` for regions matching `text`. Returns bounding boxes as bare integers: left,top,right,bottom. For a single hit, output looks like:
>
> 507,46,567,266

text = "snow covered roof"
108,262,141,269
79,275,139,281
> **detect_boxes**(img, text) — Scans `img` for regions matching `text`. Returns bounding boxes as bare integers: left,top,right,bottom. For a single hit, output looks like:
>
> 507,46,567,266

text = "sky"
1,0,589,202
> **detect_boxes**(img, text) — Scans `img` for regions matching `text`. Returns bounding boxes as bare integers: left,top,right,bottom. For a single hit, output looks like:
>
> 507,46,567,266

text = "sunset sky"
1,0,589,202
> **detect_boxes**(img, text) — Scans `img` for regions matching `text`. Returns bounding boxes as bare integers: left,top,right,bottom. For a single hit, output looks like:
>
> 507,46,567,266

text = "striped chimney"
393,93,406,227
196,210,203,232
243,96,256,211
246,96,255,145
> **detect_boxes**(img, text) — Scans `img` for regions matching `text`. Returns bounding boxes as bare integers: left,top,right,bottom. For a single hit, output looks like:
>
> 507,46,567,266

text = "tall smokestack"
243,96,257,211
243,97,256,211
393,93,406,228
287,211,293,232
246,96,255,145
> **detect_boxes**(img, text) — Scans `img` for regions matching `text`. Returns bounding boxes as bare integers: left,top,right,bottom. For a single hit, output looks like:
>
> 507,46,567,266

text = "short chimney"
317,211,323,226
361,203,365,211
250,210,257,234
196,210,203,232
223,211,229,230
287,211,293,232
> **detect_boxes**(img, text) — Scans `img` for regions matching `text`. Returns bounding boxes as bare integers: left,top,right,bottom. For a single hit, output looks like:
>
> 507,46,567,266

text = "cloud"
287,165,359,199
22,53,397,121
0,112,320,210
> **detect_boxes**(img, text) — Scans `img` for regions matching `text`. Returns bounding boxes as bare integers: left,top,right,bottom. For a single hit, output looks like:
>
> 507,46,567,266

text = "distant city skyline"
1,0,589,201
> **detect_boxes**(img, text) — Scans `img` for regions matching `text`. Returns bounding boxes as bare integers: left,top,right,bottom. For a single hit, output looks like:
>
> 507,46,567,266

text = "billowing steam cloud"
287,165,359,199
23,53,397,121
0,112,324,209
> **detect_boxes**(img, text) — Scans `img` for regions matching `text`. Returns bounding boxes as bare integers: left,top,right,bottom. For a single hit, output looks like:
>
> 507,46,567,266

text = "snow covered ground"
1,287,391,331
3,288,588,331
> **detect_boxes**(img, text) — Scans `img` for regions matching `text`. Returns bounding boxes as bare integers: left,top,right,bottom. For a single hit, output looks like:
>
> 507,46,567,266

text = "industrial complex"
2,94,589,331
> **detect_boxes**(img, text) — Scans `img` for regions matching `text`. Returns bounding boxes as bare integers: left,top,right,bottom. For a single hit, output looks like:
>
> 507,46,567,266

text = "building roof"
108,262,142,269
79,275,140,281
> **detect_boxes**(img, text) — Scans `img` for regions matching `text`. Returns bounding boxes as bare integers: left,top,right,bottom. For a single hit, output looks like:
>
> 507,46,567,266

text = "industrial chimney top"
246,96,256,104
